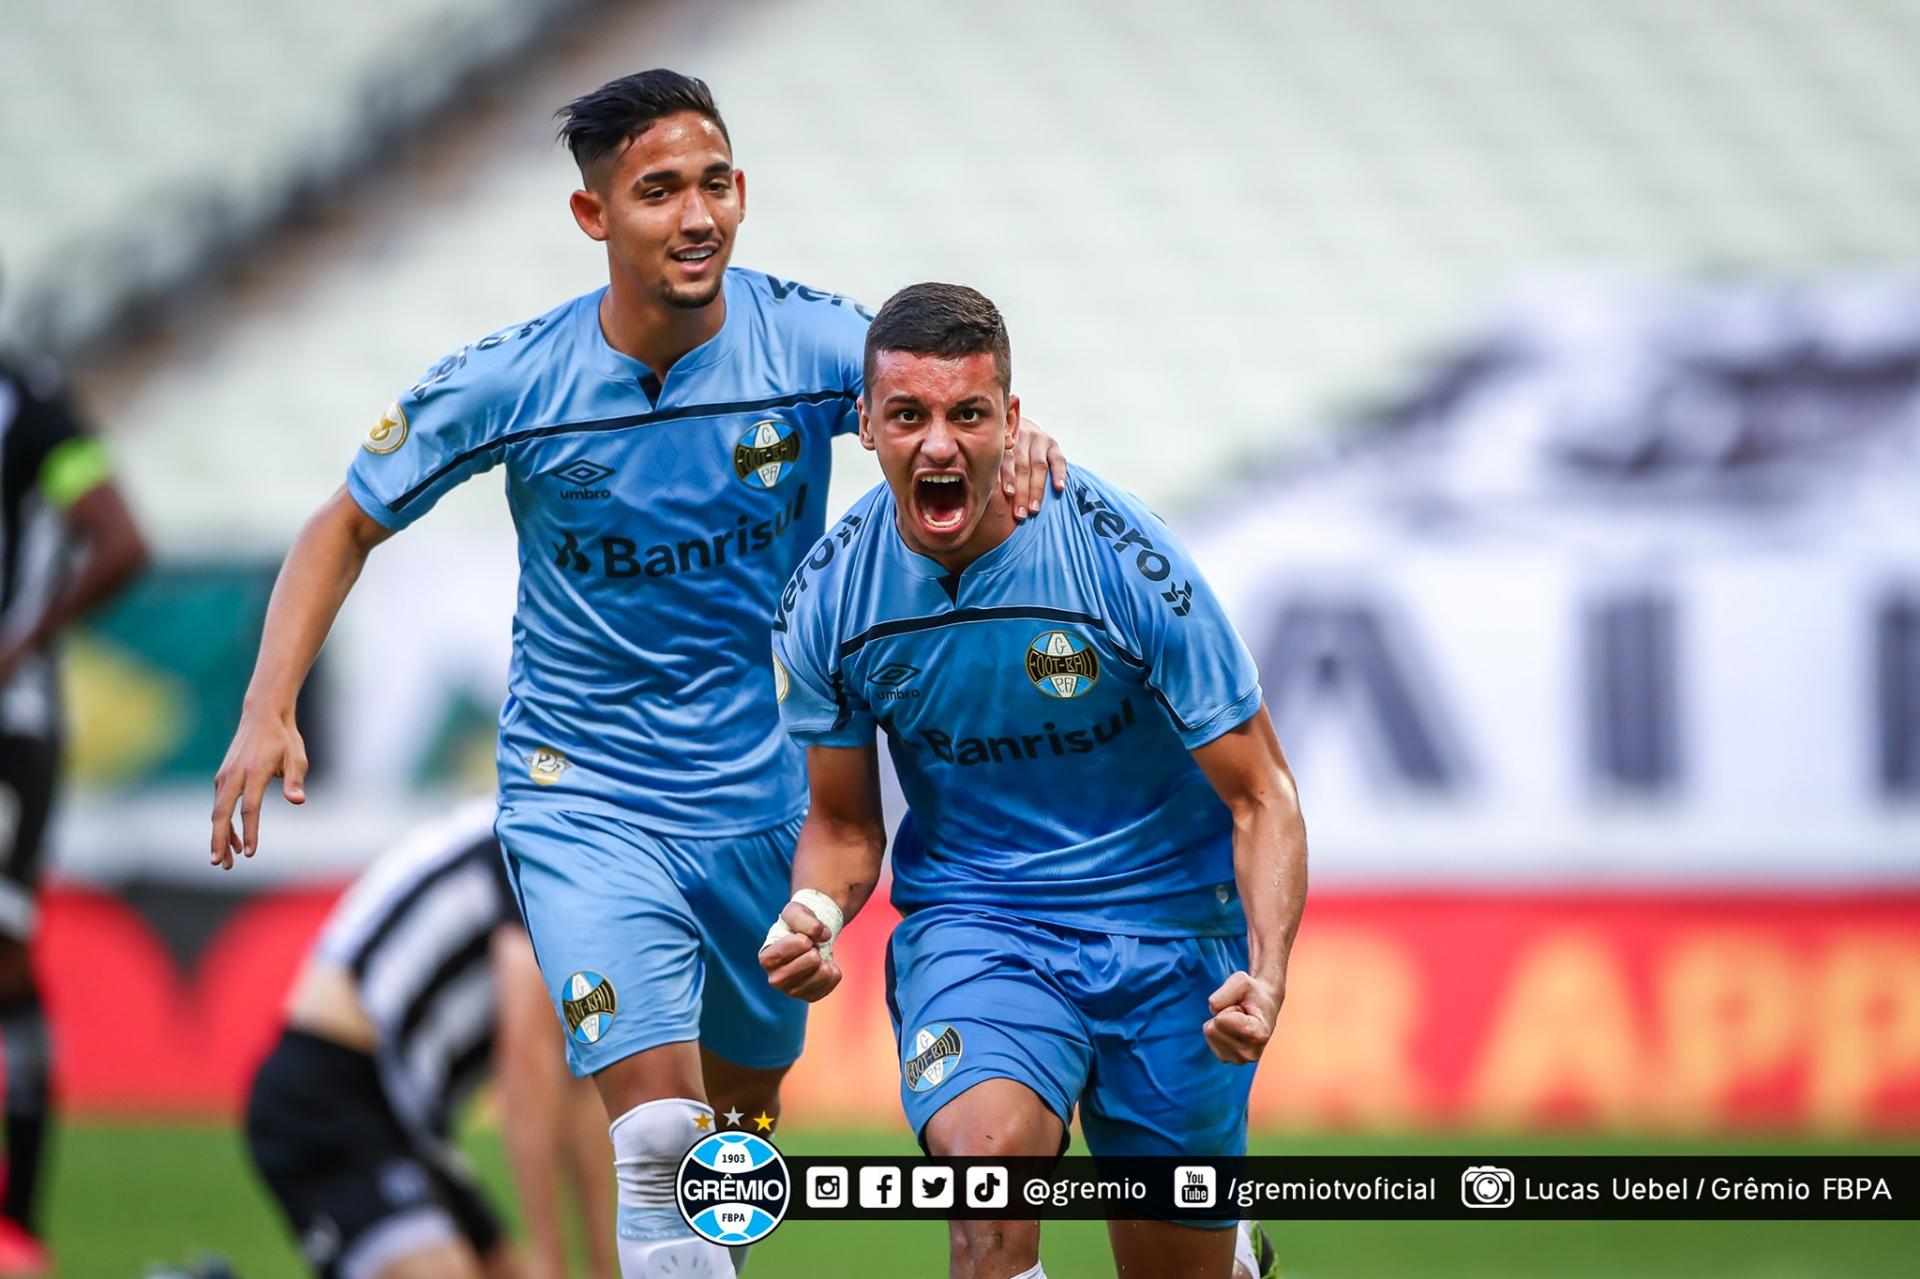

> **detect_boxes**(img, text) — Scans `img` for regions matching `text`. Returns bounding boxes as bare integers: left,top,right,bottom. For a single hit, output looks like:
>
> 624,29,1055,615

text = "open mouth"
913,472,969,536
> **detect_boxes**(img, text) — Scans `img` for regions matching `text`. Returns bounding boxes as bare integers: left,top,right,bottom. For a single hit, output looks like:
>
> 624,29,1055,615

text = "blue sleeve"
763,273,870,437
1083,483,1263,749
826,307,867,438
771,558,876,749
345,344,509,530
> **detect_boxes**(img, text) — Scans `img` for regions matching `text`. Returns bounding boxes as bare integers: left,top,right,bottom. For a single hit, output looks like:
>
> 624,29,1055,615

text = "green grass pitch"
50,1122,1917,1277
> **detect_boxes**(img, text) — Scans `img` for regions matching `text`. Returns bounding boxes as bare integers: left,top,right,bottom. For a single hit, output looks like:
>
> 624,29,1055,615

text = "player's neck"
901,491,1018,576
598,277,727,380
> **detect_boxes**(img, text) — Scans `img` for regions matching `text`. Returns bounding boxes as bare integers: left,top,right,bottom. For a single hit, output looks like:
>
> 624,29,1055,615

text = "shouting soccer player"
762,283,1305,1279
209,72,1063,1277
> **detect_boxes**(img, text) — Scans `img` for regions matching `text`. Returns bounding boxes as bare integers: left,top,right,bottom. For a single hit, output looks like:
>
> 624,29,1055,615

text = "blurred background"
4,0,1919,1274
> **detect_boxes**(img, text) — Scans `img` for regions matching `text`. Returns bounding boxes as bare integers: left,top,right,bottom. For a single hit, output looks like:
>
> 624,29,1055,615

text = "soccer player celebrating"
762,283,1305,1279
209,72,1063,1277
248,800,615,1279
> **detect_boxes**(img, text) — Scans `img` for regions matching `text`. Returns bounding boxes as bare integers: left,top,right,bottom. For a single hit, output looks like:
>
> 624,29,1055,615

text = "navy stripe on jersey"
388,386,857,514
837,606,1121,660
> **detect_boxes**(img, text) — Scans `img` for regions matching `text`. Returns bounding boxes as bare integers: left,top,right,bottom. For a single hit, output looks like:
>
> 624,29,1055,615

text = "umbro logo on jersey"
871,662,923,700
550,459,615,499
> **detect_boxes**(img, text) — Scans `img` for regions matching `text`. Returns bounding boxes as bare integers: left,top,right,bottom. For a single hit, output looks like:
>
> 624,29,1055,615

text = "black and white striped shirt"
0,359,98,740
314,798,518,1140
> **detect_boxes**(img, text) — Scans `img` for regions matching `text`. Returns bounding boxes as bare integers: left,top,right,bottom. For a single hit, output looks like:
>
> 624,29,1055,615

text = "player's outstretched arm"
210,486,393,867
998,415,1068,520
1191,704,1308,1065
759,743,887,1003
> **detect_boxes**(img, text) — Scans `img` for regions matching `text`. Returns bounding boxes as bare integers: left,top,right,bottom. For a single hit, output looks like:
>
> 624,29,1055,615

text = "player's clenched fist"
759,892,844,1002
1203,969,1284,1064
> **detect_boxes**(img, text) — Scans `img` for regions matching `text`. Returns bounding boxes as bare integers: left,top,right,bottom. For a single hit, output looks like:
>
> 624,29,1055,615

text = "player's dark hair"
864,283,1012,394
555,69,730,180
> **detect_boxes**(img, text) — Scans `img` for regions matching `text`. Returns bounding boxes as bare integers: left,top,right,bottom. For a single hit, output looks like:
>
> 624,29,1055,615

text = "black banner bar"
778,1156,1920,1221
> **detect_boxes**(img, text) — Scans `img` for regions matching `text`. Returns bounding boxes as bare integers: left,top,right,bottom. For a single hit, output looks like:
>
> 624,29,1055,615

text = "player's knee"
609,1098,710,1207
947,1219,1038,1278
609,1099,734,1278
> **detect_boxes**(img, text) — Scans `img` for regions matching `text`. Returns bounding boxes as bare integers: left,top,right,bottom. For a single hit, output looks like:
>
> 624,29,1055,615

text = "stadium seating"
7,0,1909,547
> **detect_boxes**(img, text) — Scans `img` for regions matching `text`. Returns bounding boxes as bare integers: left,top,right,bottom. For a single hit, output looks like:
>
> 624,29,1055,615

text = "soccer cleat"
0,1217,48,1278
1234,1218,1282,1279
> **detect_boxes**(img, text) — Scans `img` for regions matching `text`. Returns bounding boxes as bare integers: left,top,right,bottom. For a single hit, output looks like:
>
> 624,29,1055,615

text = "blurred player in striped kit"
763,285,1302,1278
0,354,148,1277
247,799,614,1279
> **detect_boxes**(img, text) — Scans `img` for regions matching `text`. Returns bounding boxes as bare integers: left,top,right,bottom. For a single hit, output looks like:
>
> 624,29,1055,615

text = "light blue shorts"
887,906,1254,1170
495,804,807,1076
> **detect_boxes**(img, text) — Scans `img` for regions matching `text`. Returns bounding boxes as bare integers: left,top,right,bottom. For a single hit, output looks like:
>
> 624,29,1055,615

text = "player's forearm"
243,491,387,716
1230,776,1308,985
23,530,145,649
790,806,886,924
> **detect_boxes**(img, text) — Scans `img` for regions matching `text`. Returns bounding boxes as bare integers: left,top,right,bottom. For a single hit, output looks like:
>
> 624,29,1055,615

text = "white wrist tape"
761,888,845,962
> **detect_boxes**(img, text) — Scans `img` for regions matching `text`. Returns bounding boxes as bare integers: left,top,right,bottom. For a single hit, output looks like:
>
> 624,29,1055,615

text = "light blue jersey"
773,469,1264,937
347,268,870,834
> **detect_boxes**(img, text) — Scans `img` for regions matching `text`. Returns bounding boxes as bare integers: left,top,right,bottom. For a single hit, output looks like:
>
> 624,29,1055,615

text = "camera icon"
1461,1166,1515,1209
806,1166,848,1209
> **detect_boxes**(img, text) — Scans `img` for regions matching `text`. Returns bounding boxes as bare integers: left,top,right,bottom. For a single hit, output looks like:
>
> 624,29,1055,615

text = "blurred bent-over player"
762,284,1303,1279
209,70,1062,1278
0,355,148,1277
248,799,615,1279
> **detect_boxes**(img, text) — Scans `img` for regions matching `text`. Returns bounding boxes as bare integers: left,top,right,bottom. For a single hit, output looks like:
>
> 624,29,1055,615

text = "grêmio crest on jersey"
734,418,801,489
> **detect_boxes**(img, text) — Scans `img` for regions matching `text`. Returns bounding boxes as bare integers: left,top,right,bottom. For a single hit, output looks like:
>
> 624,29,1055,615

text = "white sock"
1234,1220,1259,1278
1006,1264,1047,1279
609,1098,733,1278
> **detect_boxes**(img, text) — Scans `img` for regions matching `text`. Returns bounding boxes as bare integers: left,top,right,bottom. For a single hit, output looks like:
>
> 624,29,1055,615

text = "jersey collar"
578,272,744,393
882,483,1046,588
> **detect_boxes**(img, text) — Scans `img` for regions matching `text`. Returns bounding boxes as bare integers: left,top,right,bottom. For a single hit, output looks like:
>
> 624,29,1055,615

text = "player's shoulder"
391,291,594,426
731,268,871,363
773,482,892,642
1052,467,1201,603
1057,467,1177,549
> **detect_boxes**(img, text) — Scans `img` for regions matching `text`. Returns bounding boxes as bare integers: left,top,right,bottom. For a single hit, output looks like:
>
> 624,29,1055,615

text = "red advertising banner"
33,886,1920,1132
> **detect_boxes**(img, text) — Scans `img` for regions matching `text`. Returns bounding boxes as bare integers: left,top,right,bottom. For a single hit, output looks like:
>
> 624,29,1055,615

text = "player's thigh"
922,1077,1064,1158
888,907,1090,1149
496,805,705,1079
0,733,57,987
700,1044,790,1122
1080,934,1255,1162
1106,1219,1236,1279
682,812,808,1071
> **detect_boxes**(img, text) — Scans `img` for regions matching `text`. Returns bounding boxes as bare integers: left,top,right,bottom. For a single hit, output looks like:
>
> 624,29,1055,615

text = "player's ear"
857,397,875,451
569,187,609,242
734,168,747,222
1004,393,1021,447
